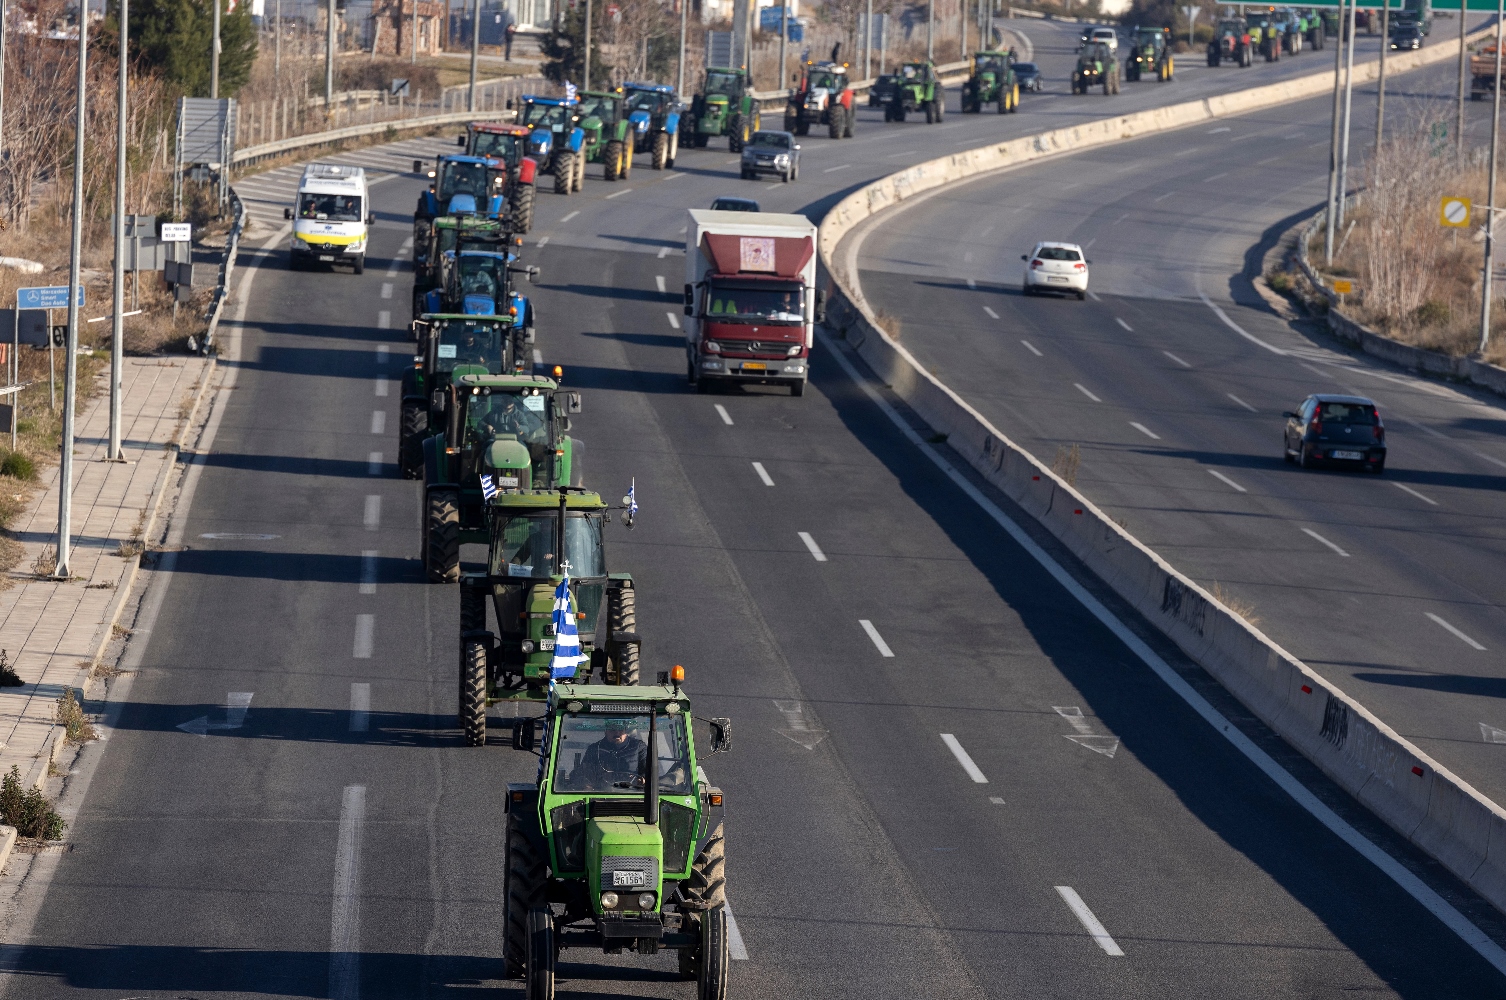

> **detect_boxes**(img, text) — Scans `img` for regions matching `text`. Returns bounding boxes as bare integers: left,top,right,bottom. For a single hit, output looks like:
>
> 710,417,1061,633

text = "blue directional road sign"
16,286,84,310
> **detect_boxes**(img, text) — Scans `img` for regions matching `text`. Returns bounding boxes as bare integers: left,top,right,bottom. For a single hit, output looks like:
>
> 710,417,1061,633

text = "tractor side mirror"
814,289,827,324
708,717,732,754
683,283,694,305
284,207,293,220
458,135,467,146
413,159,424,173
513,718,537,751
431,388,445,412
566,392,582,414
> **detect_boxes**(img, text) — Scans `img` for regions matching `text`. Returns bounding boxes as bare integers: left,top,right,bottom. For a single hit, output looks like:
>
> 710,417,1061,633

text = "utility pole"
1481,0,1504,354
863,0,871,78
1,0,7,166
1337,0,1356,229
1458,0,1469,156
59,0,88,579
1324,0,1345,264
211,0,222,97
961,0,967,59
583,0,592,91
326,0,336,103
780,3,788,88
677,0,687,94
110,0,127,461
1375,0,1387,178
411,0,417,63
467,0,479,110
927,0,934,61
276,0,282,81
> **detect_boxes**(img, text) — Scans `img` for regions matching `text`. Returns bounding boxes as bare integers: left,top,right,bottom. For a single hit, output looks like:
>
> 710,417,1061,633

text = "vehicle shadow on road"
198,452,393,479
165,548,414,584
1352,671,1506,699
535,281,671,303
581,331,683,349
236,345,393,379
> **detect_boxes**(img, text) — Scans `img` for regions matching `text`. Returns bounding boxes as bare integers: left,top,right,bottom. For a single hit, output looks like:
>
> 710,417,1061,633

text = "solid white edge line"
1393,482,1439,506
815,328,1506,975
859,619,895,657
752,461,775,486
1199,292,1286,355
725,903,750,960
714,403,734,426
1054,886,1125,957
797,531,828,562
1208,469,1247,493
940,733,989,783
1427,612,1487,651
1301,527,1351,557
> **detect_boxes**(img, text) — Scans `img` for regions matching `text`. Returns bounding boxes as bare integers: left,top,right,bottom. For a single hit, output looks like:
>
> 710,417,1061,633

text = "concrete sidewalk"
0,355,212,791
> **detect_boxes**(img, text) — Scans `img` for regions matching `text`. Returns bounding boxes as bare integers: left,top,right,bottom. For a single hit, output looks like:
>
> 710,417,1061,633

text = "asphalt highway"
0,16,1501,1000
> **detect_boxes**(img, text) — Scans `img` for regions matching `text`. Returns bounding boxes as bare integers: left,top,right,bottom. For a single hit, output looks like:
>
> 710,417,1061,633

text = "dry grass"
873,309,903,340
55,688,97,745
1052,443,1081,487
1211,581,1262,627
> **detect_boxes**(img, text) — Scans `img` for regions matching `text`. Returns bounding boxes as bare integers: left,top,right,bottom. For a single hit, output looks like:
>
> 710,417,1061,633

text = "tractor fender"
489,195,505,217
629,110,651,134
568,127,585,153
665,111,680,134
840,88,853,110
422,435,444,486
506,782,547,842
518,157,538,185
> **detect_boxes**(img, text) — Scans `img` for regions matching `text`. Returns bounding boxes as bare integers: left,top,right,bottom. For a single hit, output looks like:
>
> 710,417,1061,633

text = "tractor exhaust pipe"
645,705,658,826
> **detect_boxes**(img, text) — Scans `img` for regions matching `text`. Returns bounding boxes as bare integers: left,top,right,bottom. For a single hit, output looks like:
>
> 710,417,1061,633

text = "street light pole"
1459,0,1469,156
1375,0,1387,177
275,0,282,81
1324,0,1345,264
211,0,221,97
780,2,788,88
927,0,933,61
326,0,336,104
467,0,479,110
583,0,592,91
411,0,417,63
59,0,88,579
864,0,871,79
1481,0,1504,354
677,0,687,95
110,0,127,461
1337,0,1356,229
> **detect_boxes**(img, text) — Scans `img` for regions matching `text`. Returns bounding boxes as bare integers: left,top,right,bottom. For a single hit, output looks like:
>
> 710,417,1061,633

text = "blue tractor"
623,82,682,170
516,94,586,195
415,154,511,222
420,244,538,344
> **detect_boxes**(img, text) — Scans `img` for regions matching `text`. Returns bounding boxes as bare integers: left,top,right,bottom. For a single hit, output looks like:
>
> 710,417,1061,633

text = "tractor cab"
972,51,1011,77
401,313,524,476
462,121,532,169
519,95,584,165
416,154,510,222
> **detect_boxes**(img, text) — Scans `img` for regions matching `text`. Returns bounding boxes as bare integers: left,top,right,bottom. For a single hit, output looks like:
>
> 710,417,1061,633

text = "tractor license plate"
319,255,335,262
741,362,767,372
540,639,555,650
612,871,649,887
1047,276,1068,283
1331,450,1363,460
498,476,519,488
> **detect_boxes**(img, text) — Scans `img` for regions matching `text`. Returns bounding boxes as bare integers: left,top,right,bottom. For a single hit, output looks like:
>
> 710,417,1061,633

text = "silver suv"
739,130,800,183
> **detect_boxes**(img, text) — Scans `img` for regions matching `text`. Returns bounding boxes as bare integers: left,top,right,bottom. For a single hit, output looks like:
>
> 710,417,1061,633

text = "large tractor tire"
460,638,487,746
511,181,535,233
603,142,621,181
573,149,587,191
504,820,547,978
693,130,708,147
651,132,669,169
844,107,854,137
697,906,730,1000
1208,44,1219,67
526,907,555,1000
607,584,640,685
828,109,842,138
425,488,460,583
727,114,746,152
553,152,575,195
683,821,727,908
924,100,936,123
398,401,426,479
620,141,632,180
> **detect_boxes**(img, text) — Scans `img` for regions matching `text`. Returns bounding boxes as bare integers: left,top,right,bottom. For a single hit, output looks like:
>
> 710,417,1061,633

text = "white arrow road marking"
1427,613,1486,650
774,700,826,749
859,620,894,657
1056,886,1124,956
329,785,366,1000
177,692,254,737
1054,706,1119,758
350,684,371,732
353,615,375,659
940,734,988,783
725,903,750,960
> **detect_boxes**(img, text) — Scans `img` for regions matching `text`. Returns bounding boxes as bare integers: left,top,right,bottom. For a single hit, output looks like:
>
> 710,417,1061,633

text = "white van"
1089,27,1119,52
284,163,374,274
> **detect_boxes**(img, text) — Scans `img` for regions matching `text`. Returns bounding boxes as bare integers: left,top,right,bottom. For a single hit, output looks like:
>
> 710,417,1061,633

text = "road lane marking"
658,245,671,258
1204,171,1229,183
1021,340,1043,356
1163,351,1191,368
364,495,381,530
374,379,389,397
967,278,977,289
725,904,750,960
714,404,733,425
380,283,393,299
752,462,774,486
655,275,666,293
1208,470,1247,493
1473,450,1506,470
1481,723,1506,743
1207,126,1231,134
667,311,680,329
823,163,852,173
1086,290,1101,301
984,306,1000,319
1427,613,1486,650
1055,887,1124,956
367,452,383,475
797,532,827,561
1154,190,1176,202
1074,383,1101,402
376,344,389,364
329,785,366,1000
859,619,894,657
989,796,1006,805
1227,393,1256,412
533,349,543,364
1129,422,1160,440
940,734,988,783
370,411,385,434
560,210,580,223
1301,527,1350,557
1393,482,1438,505
1199,292,1285,355
605,188,633,199
350,683,371,732
537,236,550,247
377,311,390,329
360,551,378,595
1116,318,1132,331
353,615,375,658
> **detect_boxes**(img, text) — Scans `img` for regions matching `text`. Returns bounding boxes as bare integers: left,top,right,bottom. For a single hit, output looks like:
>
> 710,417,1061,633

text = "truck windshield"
705,72,742,96
297,193,362,221
438,160,490,199
553,712,693,795
490,511,605,579
523,102,571,128
435,321,507,371
471,132,522,164
706,281,804,322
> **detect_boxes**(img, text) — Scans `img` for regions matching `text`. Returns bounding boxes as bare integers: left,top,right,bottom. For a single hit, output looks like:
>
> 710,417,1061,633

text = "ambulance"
284,163,375,273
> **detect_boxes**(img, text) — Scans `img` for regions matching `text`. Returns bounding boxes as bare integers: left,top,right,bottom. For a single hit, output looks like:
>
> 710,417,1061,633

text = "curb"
0,824,15,875
816,28,1506,918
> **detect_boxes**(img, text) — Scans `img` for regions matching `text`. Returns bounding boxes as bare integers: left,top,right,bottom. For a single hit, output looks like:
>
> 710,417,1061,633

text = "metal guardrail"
196,186,245,355
231,109,512,167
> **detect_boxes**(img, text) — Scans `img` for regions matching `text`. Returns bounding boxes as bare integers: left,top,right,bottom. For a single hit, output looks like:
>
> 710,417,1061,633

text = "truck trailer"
683,209,823,396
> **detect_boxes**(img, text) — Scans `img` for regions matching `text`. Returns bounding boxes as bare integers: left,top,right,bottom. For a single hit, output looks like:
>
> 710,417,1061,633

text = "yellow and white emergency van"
283,163,374,274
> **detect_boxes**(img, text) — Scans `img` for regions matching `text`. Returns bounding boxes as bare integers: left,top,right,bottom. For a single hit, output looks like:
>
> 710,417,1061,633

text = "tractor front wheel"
607,584,640,685
511,181,535,232
460,639,487,746
828,109,842,138
603,141,622,181
651,132,669,169
425,488,460,583
698,906,730,1000
553,152,575,195
526,907,555,1000
398,401,426,479
504,821,546,978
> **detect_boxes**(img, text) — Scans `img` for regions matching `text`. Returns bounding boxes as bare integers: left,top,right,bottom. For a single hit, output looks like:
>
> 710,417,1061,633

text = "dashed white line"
859,619,894,657
369,410,385,434
1129,422,1160,440
359,551,378,595
377,310,391,329
374,379,389,397
380,282,393,299
560,210,580,223
1473,450,1506,471
1086,290,1101,302
349,683,371,732
1208,469,1247,493
752,462,774,486
1154,190,1176,202
1427,612,1486,650
1207,126,1232,134
823,163,852,173
1021,340,1043,356
364,494,381,530
1074,383,1102,403
605,187,633,199
1055,886,1125,956
940,734,989,783
1115,318,1133,332
797,532,828,562
1163,351,1191,368
1301,527,1350,557
537,236,550,247
984,306,1000,319
667,311,681,329
1204,171,1229,183
714,404,733,426
967,278,977,289
658,246,671,258
376,344,389,364
533,348,543,364
353,615,375,658
1393,482,1438,506
1227,393,1256,412
367,452,383,476
329,784,366,999
655,275,667,294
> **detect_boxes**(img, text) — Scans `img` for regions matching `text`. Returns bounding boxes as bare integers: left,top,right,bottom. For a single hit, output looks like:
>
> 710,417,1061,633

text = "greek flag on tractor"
481,473,497,501
549,575,586,679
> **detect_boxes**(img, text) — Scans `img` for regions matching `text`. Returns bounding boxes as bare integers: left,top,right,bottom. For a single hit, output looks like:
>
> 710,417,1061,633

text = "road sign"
160,222,192,243
16,286,83,310
1332,279,1354,295
1441,196,1472,228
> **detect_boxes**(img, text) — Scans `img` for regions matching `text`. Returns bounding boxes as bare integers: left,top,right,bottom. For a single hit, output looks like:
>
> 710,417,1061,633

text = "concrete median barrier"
819,26,1506,917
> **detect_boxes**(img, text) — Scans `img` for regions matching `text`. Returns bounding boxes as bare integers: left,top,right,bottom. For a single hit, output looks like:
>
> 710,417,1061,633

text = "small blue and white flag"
481,473,497,501
564,81,578,102
549,575,586,679
627,478,637,519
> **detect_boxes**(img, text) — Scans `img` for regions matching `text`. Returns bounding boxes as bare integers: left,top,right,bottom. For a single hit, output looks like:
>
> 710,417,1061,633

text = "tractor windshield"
705,72,743,96
471,131,523,164
705,280,804,322
437,160,490,200
576,95,620,122
808,70,839,90
434,320,507,372
464,390,553,481
976,55,1006,73
553,711,693,794
625,90,669,113
457,254,508,301
523,102,572,129
489,510,605,578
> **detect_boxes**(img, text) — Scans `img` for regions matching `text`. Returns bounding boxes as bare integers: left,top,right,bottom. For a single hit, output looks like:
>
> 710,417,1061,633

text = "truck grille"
602,856,659,889
721,341,787,358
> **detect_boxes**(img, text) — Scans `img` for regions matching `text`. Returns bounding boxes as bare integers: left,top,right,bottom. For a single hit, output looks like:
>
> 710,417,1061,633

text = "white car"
1022,242,1090,299
1089,26,1119,52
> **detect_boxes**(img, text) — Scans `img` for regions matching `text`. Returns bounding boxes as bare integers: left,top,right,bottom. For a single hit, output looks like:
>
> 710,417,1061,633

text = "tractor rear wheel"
425,488,460,583
924,101,935,123
607,584,640,685
460,639,487,746
603,141,621,181
511,182,535,232
526,907,555,1000
727,114,746,152
844,107,854,137
620,142,632,179
697,906,730,1000
504,821,546,978
399,401,426,479
553,152,574,195
651,132,669,169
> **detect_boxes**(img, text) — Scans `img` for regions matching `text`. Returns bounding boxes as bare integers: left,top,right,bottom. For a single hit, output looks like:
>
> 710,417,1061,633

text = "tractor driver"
455,327,492,366
475,394,547,449
573,717,650,790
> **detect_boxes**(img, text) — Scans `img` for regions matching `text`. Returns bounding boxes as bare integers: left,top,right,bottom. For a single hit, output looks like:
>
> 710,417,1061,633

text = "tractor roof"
457,373,558,391
805,60,847,72
441,153,505,166
470,121,531,135
491,491,608,510
552,682,689,707
706,66,746,75
521,94,578,106
419,313,516,324
625,81,675,93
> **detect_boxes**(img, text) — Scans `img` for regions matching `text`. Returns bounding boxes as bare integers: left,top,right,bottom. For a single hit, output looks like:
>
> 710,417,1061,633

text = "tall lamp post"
467,0,479,110
1480,0,1505,354
58,0,89,578
110,0,128,461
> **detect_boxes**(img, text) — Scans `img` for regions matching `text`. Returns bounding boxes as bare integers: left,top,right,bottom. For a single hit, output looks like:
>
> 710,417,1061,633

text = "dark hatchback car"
709,196,760,212
1014,62,1043,92
1284,394,1386,472
869,74,899,107
1389,24,1423,49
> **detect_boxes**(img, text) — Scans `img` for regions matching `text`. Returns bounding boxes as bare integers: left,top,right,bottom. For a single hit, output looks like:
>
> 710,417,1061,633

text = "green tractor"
961,50,1019,113
575,90,636,182
1072,41,1120,94
686,67,761,151
400,314,526,478
421,373,582,582
1125,26,1174,82
503,673,732,1000
886,61,944,122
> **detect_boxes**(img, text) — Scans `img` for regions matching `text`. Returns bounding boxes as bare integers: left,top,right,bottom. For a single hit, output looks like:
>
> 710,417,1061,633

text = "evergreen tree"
540,2,612,89
116,0,258,97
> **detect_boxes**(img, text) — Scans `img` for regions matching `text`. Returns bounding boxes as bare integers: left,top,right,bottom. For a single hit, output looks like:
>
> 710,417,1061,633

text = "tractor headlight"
636,892,656,910
521,640,535,653
601,891,619,909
